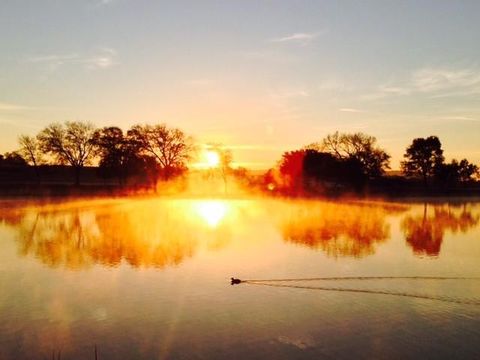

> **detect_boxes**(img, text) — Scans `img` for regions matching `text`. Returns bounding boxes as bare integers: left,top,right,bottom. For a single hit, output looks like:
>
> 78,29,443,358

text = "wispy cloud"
0,102,30,112
438,115,479,122
339,108,365,113
412,68,480,93
363,66,480,101
27,54,78,63
379,85,412,96
361,84,412,100
270,31,323,45
26,47,118,71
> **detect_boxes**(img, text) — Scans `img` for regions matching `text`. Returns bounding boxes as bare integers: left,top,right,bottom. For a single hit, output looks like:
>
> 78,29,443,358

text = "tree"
278,150,305,193
207,143,233,193
232,166,253,188
219,147,233,177
303,150,366,192
262,168,278,192
435,158,479,189
18,135,43,182
457,159,479,182
127,124,194,180
401,136,444,187
434,160,460,189
0,152,28,167
316,132,390,178
38,121,97,185
92,126,143,185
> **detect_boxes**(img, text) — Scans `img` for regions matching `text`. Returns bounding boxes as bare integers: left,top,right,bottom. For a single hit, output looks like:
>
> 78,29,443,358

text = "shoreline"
1,183,480,205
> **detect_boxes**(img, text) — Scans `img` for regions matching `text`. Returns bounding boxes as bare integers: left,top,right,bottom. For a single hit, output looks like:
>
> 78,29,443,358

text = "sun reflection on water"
1,199,479,270
194,200,229,228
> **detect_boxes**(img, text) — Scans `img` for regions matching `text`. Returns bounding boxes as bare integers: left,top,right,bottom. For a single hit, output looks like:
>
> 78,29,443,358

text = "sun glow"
195,201,229,228
205,150,220,168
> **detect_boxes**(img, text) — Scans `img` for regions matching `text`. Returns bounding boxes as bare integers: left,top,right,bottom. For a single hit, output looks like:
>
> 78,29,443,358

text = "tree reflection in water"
401,203,479,257
281,202,407,258
2,199,234,269
3,199,479,267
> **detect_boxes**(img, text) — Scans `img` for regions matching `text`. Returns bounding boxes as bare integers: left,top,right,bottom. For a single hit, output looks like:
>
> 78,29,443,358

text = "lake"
0,197,479,359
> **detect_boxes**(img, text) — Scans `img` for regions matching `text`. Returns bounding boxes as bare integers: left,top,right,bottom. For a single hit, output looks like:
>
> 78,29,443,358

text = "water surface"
0,197,479,359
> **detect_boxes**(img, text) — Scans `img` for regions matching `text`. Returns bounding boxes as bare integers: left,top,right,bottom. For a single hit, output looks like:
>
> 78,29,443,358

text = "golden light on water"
1,195,480,358
195,200,229,228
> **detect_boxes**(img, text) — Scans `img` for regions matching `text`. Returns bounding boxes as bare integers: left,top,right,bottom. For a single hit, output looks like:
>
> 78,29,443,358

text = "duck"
231,277,242,285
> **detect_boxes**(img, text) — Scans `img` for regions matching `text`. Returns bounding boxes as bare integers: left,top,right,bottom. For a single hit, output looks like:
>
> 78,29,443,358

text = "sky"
1,0,480,169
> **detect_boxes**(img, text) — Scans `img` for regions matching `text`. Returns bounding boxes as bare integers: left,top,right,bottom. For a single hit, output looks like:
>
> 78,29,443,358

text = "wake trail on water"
243,276,480,282
239,277,480,306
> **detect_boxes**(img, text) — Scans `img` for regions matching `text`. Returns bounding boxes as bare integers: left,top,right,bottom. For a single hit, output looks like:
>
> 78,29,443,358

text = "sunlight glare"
195,201,228,228
205,150,220,168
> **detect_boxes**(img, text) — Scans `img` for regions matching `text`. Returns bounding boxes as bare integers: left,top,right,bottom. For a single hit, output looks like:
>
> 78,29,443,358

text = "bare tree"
18,135,43,182
219,147,233,192
38,121,97,185
208,143,233,194
318,131,390,178
128,124,194,180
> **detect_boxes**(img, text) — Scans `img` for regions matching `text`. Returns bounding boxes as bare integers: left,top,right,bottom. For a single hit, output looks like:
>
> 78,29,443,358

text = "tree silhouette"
303,150,366,192
261,168,279,192
37,121,97,185
18,135,43,182
93,126,145,185
312,132,390,178
457,159,479,182
219,147,232,192
277,148,368,194
128,124,194,180
434,160,462,189
206,143,233,194
401,136,444,187
0,152,28,167
278,150,305,194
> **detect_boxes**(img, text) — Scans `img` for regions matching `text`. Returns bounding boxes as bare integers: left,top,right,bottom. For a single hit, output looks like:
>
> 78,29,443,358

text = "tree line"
6,121,194,186
270,132,478,195
1,121,478,194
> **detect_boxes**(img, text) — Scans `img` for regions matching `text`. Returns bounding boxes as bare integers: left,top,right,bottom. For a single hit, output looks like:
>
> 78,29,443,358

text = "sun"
205,150,220,167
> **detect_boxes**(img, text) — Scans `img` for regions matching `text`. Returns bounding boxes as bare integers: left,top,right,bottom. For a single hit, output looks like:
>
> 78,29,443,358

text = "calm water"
0,197,479,359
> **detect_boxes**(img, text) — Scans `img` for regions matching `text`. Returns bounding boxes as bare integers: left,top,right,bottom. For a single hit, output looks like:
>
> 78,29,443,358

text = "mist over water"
0,197,479,359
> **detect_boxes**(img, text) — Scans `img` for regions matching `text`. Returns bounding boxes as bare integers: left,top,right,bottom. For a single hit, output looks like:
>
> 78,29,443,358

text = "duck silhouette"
231,277,242,285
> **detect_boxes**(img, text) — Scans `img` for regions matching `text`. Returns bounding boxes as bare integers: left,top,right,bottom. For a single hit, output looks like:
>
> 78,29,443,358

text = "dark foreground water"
0,197,479,359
